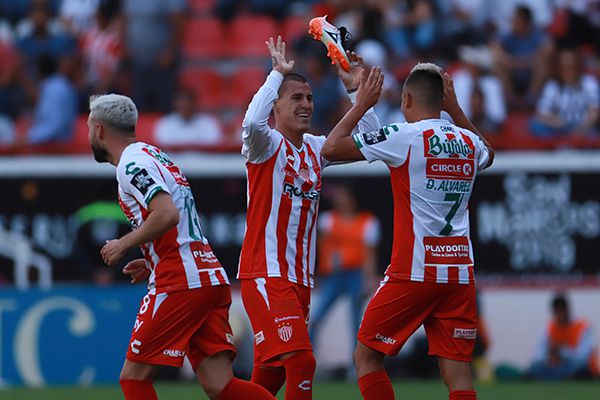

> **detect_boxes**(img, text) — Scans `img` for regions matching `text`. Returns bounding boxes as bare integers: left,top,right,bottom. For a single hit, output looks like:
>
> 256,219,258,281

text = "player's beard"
91,142,109,163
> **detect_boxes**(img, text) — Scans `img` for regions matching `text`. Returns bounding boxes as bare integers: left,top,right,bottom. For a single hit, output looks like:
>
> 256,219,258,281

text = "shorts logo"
131,340,141,354
453,328,477,340
226,333,235,344
163,349,185,358
298,380,311,391
255,331,265,345
278,324,293,342
375,334,396,345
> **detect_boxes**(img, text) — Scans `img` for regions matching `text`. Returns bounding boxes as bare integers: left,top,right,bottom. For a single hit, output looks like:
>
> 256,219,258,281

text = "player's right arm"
242,36,294,163
442,72,495,169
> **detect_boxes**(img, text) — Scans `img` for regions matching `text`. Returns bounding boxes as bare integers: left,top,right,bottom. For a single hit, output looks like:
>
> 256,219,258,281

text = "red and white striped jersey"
116,142,229,294
353,119,491,285
238,70,380,287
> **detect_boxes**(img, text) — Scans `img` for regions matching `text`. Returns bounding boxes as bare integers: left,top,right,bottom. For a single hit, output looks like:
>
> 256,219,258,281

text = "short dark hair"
278,73,309,96
552,294,568,312
404,65,443,110
515,5,533,25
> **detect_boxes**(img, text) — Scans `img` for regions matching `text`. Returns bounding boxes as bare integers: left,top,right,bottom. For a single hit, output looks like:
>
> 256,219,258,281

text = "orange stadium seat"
225,67,268,107
184,17,225,59
228,16,277,57
283,15,310,43
189,0,215,15
179,68,224,110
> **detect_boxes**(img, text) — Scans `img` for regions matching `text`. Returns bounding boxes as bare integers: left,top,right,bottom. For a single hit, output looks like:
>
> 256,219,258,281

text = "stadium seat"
228,16,277,57
224,67,268,107
283,15,310,43
136,114,161,146
179,68,224,110
183,17,225,59
189,0,215,15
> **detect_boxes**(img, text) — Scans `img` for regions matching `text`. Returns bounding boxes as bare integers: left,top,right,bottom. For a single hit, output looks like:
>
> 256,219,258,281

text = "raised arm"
242,36,294,162
442,72,495,168
321,67,384,161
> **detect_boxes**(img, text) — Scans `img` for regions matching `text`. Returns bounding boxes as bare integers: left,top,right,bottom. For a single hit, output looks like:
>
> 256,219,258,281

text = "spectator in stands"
437,0,489,57
452,46,506,133
0,40,24,123
122,0,185,113
214,0,287,22
491,5,553,107
81,0,122,96
15,0,75,78
529,293,598,380
378,0,437,58
59,0,101,35
154,87,224,147
26,53,77,145
529,48,599,137
550,0,600,50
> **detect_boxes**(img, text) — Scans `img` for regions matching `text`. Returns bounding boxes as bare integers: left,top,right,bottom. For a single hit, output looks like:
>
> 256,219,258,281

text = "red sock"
217,377,276,400
251,366,286,396
119,379,157,400
357,370,394,400
449,390,477,400
282,351,316,400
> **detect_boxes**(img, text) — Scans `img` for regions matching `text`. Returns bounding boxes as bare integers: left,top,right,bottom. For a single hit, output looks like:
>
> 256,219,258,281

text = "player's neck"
108,137,137,166
407,110,440,123
278,127,304,149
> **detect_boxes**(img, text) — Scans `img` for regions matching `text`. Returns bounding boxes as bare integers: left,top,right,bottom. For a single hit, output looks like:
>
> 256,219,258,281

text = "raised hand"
442,71,460,113
356,66,384,110
336,50,366,92
266,35,295,75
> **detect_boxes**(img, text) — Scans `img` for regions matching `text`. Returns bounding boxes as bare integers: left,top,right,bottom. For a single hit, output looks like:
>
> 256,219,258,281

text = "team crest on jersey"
362,129,387,145
277,324,293,342
130,169,155,195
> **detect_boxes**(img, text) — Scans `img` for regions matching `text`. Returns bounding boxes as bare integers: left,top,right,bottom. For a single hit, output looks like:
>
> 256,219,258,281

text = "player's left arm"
442,72,495,169
322,67,383,161
101,192,179,266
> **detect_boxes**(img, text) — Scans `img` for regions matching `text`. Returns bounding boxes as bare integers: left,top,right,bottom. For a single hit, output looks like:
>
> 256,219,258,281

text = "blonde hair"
89,94,138,133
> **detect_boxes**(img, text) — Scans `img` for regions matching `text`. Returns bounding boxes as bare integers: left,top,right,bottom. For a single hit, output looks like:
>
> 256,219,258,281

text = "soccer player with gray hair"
87,94,275,400
322,64,494,400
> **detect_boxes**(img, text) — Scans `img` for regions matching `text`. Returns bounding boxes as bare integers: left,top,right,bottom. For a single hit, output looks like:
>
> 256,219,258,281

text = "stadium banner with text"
1,170,599,285
0,285,146,386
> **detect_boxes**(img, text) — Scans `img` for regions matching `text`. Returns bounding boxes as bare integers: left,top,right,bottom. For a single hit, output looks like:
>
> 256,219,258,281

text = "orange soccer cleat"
308,15,351,71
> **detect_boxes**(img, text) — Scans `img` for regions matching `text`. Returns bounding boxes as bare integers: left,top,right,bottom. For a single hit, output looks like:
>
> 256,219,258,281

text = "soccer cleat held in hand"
308,15,351,71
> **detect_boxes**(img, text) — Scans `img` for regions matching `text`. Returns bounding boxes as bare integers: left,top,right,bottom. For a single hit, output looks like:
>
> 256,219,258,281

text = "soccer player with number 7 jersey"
322,64,495,400
88,94,275,400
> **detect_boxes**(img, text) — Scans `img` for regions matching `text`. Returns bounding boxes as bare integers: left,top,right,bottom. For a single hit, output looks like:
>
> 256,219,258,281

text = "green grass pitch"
2,381,599,400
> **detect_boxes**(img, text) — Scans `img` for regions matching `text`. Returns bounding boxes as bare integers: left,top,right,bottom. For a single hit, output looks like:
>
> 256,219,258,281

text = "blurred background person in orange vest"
310,183,380,376
529,293,598,380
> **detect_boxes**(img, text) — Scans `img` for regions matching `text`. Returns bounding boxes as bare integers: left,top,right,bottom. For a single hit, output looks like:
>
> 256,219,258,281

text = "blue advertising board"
0,284,146,386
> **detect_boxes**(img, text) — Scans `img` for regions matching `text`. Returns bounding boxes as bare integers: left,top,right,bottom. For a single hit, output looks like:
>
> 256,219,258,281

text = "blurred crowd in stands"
1,0,600,152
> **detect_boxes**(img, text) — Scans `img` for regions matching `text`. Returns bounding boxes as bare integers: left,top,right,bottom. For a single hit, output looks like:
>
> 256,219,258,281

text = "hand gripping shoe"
308,15,352,71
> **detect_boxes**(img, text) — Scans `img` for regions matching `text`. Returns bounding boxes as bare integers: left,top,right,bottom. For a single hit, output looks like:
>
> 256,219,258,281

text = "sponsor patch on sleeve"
130,169,155,195
362,129,387,145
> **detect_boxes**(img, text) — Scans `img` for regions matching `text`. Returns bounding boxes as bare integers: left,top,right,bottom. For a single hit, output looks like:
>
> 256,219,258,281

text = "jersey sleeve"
352,123,415,167
473,133,491,171
117,155,170,207
241,70,283,163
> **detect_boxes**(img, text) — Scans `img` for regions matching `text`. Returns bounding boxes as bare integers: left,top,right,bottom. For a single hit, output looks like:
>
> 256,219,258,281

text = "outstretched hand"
356,66,384,110
122,258,150,284
336,50,366,91
266,35,295,75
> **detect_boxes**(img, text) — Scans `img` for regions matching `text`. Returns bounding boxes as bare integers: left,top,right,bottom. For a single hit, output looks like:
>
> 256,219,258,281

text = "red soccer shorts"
126,285,236,369
241,277,312,366
357,277,477,362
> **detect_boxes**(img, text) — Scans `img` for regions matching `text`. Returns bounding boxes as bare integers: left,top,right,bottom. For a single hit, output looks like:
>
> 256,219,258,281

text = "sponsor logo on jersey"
440,125,455,132
453,328,477,340
278,324,293,342
375,333,396,345
226,333,235,344
423,129,475,158
426,158,475,181
283,182,320,201
255,331,265,345
362,129,387,145
130,169,155,195
274,315,300,323
423,236,473,266
163,349,186,357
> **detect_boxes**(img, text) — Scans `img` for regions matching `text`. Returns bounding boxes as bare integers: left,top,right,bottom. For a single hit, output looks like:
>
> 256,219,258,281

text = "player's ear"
403,91,412,109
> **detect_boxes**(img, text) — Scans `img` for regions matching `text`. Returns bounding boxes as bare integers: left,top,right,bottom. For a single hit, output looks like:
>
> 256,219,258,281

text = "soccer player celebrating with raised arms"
238,35,380,400
88,94,275,400
321,66,494,400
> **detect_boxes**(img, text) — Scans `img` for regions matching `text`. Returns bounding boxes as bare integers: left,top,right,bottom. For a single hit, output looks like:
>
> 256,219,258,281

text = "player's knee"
353,343,384,373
